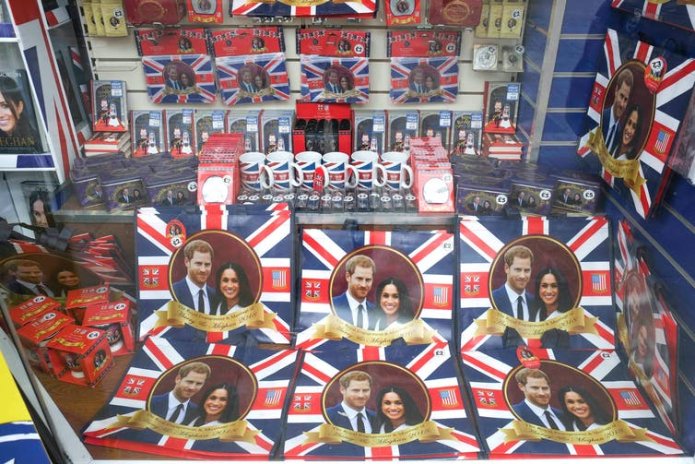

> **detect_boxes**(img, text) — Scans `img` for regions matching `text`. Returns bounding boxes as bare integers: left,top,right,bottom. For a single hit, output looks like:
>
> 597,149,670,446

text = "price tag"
373,115,385,133
471,112,483,129
182,110,193,124
247,116,258,133
440,111,451,127
149,112,161,127
406,113,418,130
507,83,520,101
279,117,291,133
111,81,123,97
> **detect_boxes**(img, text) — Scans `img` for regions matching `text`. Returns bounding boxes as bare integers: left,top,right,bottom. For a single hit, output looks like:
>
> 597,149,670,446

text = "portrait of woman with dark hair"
374,386,424,433
54,267,80,298
0,75,41,153
213,262,254,315
188,383,240,427
630,314,655,378
557,386,610,431
534,268,573,349
28,190,53,228
614,103,643,160
372,277,415,330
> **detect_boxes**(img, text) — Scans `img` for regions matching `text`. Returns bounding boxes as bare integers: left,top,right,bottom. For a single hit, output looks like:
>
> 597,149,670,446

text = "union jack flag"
461,348,682,456
230,0,376,17
390,57,459,104
578,29,695,218
83,338,299,459
295,228,456,350
135,204,294,345
611,0,695,33
283,343,481,459
216,53,290,106
143,54,217,104
459,216,615,352
299,56,369,104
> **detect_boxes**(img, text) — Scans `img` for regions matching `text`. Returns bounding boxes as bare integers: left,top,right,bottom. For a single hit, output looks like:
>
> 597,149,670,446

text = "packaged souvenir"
165,109,196,158
230,0,376,18
46,325,114,386
131,110,165,157
428,0,483,27
483,81,520,134
143,55,217,104
124,0,185,24
386,110,419,152
385,0,422,26
216,53,290,106
227,110,261,152
0,70,44,154
354,111,386,154
187,0,222,23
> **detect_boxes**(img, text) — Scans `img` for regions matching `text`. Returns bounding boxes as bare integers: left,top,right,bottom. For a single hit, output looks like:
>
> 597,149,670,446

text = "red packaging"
10,296,62,328
124,0,186,26
210,27,284,57
293,103,352,154
186,0,222,23
134,28,208,56
414,166,455,213
428,0,482,26
17,311,74,373
82,299,136,356
65,284,111,323
385,0,422,26
46,325,114,387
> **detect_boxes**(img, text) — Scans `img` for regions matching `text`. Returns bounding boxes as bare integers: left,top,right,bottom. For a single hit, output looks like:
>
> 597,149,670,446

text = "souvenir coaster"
458,216,615,352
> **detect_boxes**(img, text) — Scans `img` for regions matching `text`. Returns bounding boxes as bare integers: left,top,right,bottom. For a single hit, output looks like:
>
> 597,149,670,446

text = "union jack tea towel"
295,228,456,350
230,0,376,18
143,54,217,104
577,29,695,218
390,57,459,104
136,203,294,345
458,216,615,352
216,53,291,106
461,347,682,456
299,56,369,104
282,343,481,459
83,338,299,459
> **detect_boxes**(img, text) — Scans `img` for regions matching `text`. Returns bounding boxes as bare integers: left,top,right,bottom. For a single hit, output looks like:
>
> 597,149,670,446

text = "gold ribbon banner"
155,301,275,332
617,313,629,350
106,410,258,442
303,421,454,447
311,314,435,346
501,419,651,445
474,307,598,338
586,128,645,194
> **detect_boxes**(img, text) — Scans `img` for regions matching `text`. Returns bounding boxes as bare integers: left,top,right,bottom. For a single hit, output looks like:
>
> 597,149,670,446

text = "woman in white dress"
557,386,609,431
213,262,254,316
374,386,424,433
189,383,240,427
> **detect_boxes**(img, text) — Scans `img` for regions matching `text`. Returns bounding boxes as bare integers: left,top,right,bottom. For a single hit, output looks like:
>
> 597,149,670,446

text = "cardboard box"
46,325,114,387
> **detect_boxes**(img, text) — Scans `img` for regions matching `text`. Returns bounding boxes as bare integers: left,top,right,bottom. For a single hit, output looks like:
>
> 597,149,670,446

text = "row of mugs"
240,150,414,192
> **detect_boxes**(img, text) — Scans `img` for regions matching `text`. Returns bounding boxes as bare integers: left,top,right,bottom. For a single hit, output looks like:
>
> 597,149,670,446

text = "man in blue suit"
326,370,376,433
512,368,566,430
331,254,376,329
149,361,211,424
172,239,216,314
601,68,633,157
325,69,343,94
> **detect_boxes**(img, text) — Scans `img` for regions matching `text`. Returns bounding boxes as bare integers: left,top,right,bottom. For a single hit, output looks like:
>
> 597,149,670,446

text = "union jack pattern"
295,228,456,350
461,348,682,456
283,343,481,459
136,204,293,345
390,57,459,104
83,338,299,459
230,0,376,17
459,216,615,351
143,54,217,104
216,53,290,106
611,0,695,33
299,56,369,104
578,29,695,218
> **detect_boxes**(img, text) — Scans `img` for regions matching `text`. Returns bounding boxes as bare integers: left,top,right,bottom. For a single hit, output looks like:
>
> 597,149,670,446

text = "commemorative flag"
461,348,682,456
611,0,695,33
578,29,695,218
295,228,456,350
282,343,481,459
143,54,218,104
136,204,294,345
216,53,290,106
458,216,615,352
83,338,299,459
390,57,459,104
230,0,376,18
299,56,370,104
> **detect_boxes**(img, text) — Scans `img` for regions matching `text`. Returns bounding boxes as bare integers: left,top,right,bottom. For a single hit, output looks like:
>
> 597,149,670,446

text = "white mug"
267,151,304,191
239,151,273,191
317,152,358,191
381,151,414,190
295,151,323,190
351,150,386,190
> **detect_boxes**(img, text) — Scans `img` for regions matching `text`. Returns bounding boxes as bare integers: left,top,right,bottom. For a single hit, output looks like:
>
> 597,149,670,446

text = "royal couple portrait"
150,361,240,427
491,245,575,348
172,239,254,315
601,67,644,161
332,254,416,330
326,370,424,434
513,368,609,432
